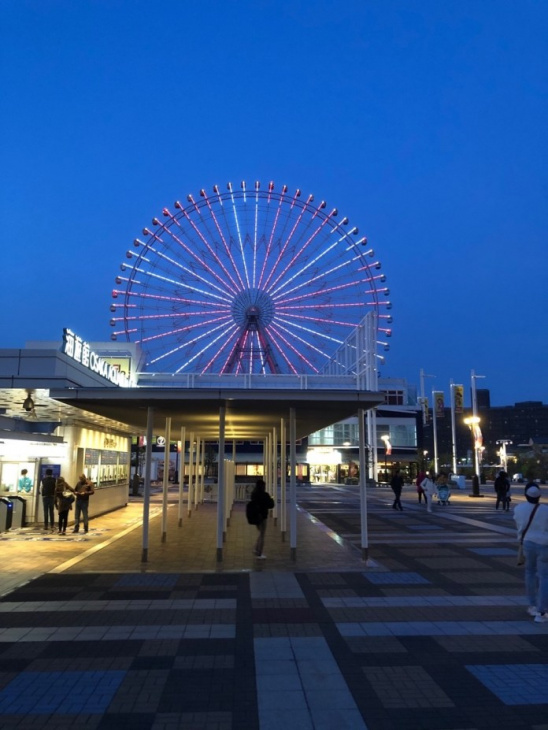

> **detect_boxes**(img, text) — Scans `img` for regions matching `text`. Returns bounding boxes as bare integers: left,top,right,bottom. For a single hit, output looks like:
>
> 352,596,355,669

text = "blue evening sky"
1,1,546,406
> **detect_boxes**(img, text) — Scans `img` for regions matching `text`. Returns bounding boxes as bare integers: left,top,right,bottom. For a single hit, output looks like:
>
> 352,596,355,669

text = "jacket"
514,502,548,546
250,489,275,521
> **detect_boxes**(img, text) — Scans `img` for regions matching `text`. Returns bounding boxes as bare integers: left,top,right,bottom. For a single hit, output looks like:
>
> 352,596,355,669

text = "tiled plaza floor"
0,486,547,729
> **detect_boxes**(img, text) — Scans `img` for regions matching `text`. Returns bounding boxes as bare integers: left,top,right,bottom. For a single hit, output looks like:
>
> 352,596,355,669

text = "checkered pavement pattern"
0,556,547,730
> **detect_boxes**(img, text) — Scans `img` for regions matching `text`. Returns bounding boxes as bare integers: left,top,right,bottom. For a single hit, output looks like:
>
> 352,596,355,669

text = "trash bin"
10,496,27,528
0,498,13,532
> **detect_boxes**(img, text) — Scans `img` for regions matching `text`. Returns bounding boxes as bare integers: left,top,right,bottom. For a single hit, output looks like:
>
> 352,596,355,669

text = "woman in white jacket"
420,473,436,513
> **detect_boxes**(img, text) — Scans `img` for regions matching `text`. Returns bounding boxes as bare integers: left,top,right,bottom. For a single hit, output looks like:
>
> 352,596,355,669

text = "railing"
136,372,363,390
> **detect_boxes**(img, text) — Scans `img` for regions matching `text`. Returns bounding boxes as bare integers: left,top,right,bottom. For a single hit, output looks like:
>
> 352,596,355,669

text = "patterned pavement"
0,484,547,729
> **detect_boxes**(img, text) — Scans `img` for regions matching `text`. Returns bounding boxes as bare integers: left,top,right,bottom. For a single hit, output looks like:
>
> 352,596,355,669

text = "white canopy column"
216,405,226,562
141,406,154,563
289,407,297,561
161,417,171,543
178,426,185,527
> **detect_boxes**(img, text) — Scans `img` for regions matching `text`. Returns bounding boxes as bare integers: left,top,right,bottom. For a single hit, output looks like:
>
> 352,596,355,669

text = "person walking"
416,471,426,504
249,478,275,559
513,483,548,623
494,470,511,511
40,468,57,532
421,472,436,513
54,477,74,535
390,469,404,511
72,474,95,533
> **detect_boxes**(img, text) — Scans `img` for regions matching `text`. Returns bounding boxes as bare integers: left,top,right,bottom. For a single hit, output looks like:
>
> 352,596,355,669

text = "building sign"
62,329,132,387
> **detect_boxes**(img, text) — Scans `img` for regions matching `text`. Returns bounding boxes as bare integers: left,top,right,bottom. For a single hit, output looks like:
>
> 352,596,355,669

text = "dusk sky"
1,1,546,407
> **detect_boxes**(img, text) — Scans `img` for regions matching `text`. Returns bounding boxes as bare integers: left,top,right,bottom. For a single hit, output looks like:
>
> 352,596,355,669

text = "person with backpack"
247,478,275,559
494,470,511,511
54,477,75,535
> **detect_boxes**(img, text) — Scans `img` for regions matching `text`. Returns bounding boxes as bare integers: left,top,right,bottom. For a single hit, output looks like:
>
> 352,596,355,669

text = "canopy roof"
49,386,384,440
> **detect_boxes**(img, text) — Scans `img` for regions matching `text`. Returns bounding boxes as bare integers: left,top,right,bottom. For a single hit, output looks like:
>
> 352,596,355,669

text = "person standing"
421,472,436,513
494,470,510,511
73,474,95,533
249,478,275,559
54,477,74,535
513,483,548,623
40,468,57,532
18,469,33,494
390,469,404,511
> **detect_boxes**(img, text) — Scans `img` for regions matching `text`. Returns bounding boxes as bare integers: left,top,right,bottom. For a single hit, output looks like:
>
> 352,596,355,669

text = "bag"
246,500,261,525
63,491,75,504
517,544,525,566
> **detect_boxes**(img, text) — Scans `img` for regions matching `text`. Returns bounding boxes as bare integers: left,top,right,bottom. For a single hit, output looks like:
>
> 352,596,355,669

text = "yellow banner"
454,385,464,414
434,392,445,418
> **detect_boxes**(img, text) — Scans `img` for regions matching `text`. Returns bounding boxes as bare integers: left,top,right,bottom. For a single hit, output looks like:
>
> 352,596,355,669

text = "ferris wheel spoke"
201,190,247,290
147,319,235,367
274,316,344,346
257,195,284,289
267,323,320,374
166,206,242,295
260,191,310,291
270,320,333,360
275,310,357,328
174,323,240,374
227,184,250,288
269,227,354,299
268,214,336,294
134,240,234,301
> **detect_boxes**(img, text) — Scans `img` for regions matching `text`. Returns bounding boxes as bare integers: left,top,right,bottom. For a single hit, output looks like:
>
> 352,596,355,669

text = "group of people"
390,470,450,513
391,468,547,624
39,469,95,535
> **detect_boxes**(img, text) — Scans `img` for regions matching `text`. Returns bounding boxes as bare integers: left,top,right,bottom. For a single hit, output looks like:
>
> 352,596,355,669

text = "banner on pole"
434,392,445,418
453,385,464,413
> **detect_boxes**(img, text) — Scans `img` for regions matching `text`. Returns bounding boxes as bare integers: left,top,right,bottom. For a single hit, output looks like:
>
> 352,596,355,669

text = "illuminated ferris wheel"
110,181,392,375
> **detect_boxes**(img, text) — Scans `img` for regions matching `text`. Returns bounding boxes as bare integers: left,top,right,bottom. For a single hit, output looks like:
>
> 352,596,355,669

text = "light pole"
497,440,512,473
464,415,483,497
380,434,391,482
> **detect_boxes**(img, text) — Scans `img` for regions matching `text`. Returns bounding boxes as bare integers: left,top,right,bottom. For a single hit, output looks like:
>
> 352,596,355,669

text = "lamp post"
496,440,512,473
380,434,391,482
464,415,483,497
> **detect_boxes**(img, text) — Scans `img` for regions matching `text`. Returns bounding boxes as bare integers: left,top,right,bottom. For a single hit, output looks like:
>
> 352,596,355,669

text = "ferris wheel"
110,181,392,375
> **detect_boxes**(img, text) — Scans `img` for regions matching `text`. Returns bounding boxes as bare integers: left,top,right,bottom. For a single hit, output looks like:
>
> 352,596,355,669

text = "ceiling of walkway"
49,387,385,440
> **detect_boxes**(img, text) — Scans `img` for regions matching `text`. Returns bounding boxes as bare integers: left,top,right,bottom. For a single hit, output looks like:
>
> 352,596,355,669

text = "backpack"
246,500,261,525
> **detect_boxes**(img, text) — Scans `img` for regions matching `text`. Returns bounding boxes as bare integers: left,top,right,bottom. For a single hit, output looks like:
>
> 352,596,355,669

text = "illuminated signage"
62,329,132,388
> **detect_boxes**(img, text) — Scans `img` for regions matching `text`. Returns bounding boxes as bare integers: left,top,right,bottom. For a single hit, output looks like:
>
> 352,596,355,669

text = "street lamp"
496,440,512,473
380,434,391,482
464,415,483,497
